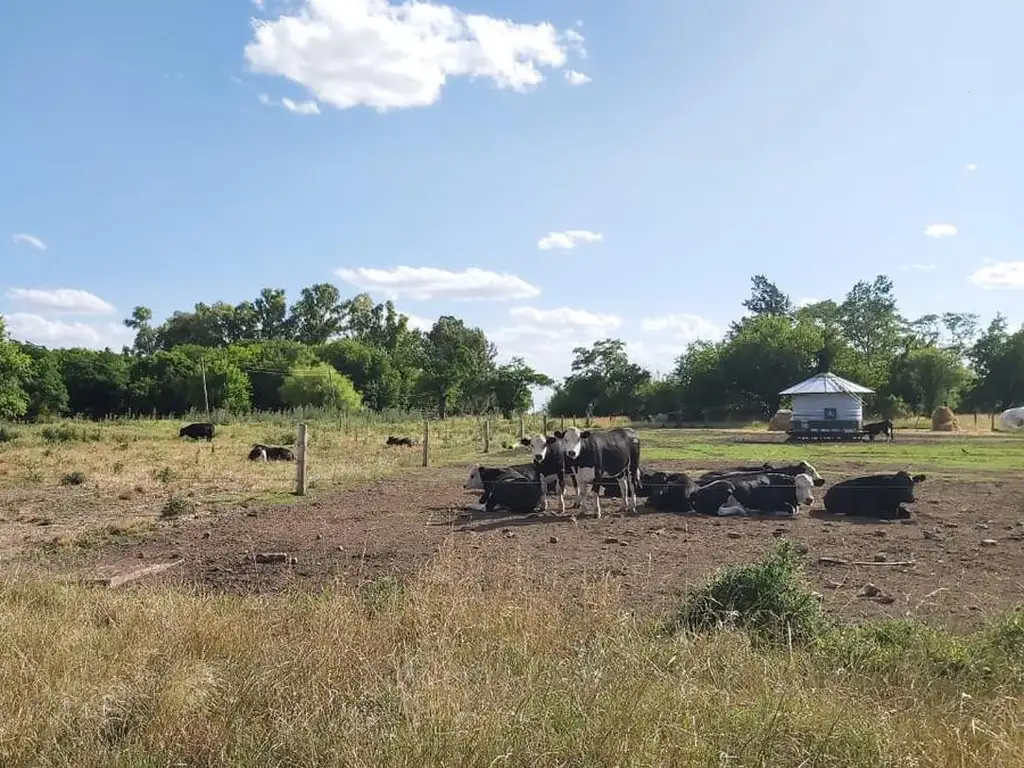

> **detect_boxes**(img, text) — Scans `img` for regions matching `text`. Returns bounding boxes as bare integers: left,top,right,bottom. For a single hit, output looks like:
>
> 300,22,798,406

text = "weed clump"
0,424,20,443
670,541,831,646
41,424,103,443
159,495,195,519
59,471,87,487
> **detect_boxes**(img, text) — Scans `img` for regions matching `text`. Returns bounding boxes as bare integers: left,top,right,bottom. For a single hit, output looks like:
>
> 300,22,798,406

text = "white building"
779,372,874,436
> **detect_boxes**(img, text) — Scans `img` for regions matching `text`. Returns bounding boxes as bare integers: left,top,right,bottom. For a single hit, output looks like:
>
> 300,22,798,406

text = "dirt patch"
12,459,1024,629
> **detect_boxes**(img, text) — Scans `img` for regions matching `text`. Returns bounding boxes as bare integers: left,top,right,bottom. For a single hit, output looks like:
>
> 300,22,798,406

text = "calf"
386,435,419,447
519,434,578,514
646,471,699,512
823,471,927,520
726,472,816,517
179,422,215,441
248,444,295,461
555,427,641,518
862,420,894,442
698,460,824,487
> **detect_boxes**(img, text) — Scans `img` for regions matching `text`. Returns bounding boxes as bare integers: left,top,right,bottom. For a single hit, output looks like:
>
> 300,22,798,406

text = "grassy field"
2,411,1024,766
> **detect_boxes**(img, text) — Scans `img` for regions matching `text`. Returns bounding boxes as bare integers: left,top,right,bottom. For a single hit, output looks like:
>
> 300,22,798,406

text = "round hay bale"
768,409,793,432
931,406,958,432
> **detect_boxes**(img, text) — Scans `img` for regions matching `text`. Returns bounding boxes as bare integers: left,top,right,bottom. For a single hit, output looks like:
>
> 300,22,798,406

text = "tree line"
1,275,1022,423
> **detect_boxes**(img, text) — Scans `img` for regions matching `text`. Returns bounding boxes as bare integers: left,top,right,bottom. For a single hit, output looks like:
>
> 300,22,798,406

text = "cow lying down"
248,444,295,461
697,461,825,488
649,471,817,516
823,471,926,520
463,464,564,514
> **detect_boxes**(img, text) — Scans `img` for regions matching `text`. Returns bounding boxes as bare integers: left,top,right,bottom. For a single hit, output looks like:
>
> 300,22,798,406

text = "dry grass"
1,544,1022,767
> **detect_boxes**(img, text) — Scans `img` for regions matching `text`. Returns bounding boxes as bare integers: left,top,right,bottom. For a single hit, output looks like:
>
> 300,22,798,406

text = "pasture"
1,413,1024,766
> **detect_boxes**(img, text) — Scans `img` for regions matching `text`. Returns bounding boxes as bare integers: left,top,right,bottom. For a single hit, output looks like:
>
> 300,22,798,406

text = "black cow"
862,420,894,442
688,480,747,516
386,435,419,447
464,464,558,508
598,467,665,499
248,444,295,461
727,472,816,516
646,471,699,512
822,471,927,520
463,466,543,514
697,460,825,487
179,422,215,441
555,427,641,518
519,434,579,514
696,463,774,483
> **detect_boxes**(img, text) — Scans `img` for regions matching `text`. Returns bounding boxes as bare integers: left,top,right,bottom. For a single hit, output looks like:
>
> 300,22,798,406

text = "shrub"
669,541,831,646
40,424,103,443
159,495,194,519
59,471,87,487
0,424,20,443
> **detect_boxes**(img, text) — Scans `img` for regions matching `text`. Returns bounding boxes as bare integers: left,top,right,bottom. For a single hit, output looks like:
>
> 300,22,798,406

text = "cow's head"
248,444,267,461
793,473,815,506
894,470,927,502
799,460,825,486
520,434,551,463
557,427,586,460
464,466,485,490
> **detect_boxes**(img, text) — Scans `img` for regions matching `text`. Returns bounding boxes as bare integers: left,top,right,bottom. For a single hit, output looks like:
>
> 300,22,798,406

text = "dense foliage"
0,275,1022,421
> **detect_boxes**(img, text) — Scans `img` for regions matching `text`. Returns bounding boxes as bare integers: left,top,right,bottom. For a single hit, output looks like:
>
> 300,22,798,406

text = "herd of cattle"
463,426,928,521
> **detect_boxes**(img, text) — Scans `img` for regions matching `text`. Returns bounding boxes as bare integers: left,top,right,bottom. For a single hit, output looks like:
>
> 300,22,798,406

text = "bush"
159,495,194,519
668,541,831,646
59,471,87,487
40,424,103,443
0,424,20,443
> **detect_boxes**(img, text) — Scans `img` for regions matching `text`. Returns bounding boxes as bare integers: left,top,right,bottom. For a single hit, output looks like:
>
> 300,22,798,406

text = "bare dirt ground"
15,458,1024,629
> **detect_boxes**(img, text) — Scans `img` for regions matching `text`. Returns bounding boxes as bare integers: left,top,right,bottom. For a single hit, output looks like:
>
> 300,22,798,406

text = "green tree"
287,283,346,345
0,317,32,419
58,348,130,418
886,346,970,414
279,363,362,411
742,274,794,317
418,316,495,418
123,305,160,355
491,357,553,419
549,339,651,418
16,343,69,420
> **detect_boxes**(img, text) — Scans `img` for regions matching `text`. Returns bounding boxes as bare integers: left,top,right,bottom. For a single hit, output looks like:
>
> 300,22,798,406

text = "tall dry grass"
1,543,1022,767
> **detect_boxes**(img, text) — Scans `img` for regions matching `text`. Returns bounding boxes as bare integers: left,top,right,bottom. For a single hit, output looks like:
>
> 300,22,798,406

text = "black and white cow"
462,465,544,513
248,444,295,461
696,463,774,483
725,472,816,517
688,480,748,516
386,435,419,447
645,471,699,512
519,434,578,514
823,471,927,520
597,467,666,499
555,427,641,518
697,460,824,488
862,420,894,442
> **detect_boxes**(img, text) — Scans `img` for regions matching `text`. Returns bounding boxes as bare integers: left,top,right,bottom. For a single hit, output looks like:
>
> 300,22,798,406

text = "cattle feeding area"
2,412,1024,765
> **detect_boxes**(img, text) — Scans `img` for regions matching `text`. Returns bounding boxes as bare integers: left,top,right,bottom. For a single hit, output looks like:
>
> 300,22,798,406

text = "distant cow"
555,427,641,518
463,466,542,514
520,434,579,514
697,460,824,488
179,422,215,441
646,471,699,512
823,470,927,520
248,444,295,462
726,472,816,517
862,420,894,442
386,435,419,447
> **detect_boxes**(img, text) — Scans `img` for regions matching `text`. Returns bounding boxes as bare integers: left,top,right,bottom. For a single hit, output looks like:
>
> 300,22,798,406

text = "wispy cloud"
258,92,320,115
5,288,116,315
4,313,134,350
564,70,591,85
924,223,958,238
898,263,938,272
965,163,978,171
12,233,47,251
968,261,1024,289
336,265,540,301
640,313,722,341
537,229,603,250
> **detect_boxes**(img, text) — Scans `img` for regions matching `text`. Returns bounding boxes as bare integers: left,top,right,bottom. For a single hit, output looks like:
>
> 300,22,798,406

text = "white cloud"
565,69,591,85
259,92,321,114
965,163,978,171
399,310,433,331
507,306,622,334
968,261,1024,289
4,313,134,350
336,265,540,301
536,229,603,250
12,233,46,250
924,223,958,238
898,263,938,271
5,288,116,315
640,313,723,340
243,0,586,112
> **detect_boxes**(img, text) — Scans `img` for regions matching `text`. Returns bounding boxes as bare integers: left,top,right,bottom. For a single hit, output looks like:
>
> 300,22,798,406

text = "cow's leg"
539,474,549,514
557,471,566,515
616,475,629,515
591,471,603,519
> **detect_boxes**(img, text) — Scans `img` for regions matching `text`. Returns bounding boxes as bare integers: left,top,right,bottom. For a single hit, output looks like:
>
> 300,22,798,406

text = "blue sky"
3,0,1024,382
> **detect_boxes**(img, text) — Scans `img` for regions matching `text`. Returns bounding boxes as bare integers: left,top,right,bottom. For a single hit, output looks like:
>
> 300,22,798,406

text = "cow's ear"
912,473,927,483
545,435,557,445
519,438,530,446
553,430,564,439
580,430,591,438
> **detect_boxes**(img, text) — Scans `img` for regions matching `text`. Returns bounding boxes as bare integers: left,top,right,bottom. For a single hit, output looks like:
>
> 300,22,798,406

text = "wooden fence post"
542,414,548,435
991,412,996,432
518,412,525,440
572,415,577,427
560,416,565,430
484,419,490,453
295,423,308,496
422,419,430,467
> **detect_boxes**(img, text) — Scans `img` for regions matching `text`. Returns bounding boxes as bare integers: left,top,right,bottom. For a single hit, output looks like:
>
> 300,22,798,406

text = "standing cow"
554,427,641,518
179,422,215,441
519,434,578,515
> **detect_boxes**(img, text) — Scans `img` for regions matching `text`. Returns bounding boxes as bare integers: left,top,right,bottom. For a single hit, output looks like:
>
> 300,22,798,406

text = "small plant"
112,461,124,475
159,495,195,519
0,424,20,443
358,575,407,616
669,541,831,647
59,471,87,487
153,466,175,484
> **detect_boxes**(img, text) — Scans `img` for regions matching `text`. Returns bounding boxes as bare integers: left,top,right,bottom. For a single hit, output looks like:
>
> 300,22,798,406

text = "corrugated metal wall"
790,393,862,427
